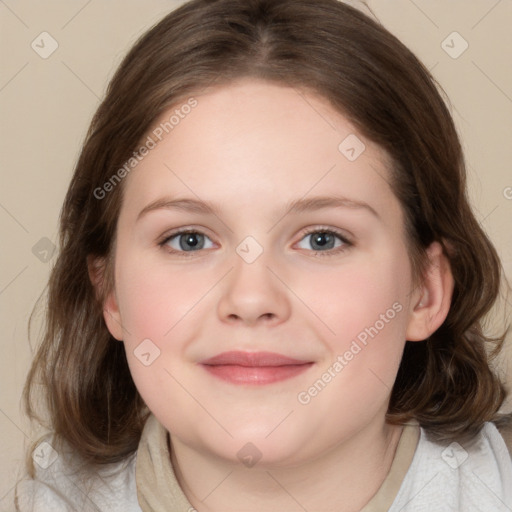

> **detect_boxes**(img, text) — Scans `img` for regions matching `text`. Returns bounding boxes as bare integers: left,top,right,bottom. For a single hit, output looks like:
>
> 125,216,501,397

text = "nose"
216,251,291,327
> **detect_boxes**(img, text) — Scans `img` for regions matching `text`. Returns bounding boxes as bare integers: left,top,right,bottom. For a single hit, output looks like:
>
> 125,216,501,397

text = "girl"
16,0,512,510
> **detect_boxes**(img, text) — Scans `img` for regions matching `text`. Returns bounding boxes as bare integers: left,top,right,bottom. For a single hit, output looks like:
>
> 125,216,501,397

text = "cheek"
307,251,409,341
300,246,411,392
114,256,213,418
113,254,221,402
115,254,214,342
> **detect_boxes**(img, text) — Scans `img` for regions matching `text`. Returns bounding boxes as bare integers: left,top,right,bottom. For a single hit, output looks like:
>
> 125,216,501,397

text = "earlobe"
87,255,124,341
405,241,455,342
103,291,124,341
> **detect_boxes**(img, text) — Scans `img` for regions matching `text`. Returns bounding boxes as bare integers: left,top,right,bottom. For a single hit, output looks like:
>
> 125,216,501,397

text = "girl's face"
103,78,428,466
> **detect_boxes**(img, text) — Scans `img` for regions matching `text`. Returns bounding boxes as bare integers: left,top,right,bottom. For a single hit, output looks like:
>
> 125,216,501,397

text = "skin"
93,78,454,512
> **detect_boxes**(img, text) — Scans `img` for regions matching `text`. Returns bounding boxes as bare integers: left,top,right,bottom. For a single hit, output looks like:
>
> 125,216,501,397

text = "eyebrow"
136,195,380,221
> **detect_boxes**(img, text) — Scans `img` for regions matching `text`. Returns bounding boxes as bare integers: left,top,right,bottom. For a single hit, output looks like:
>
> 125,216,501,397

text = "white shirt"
15,421,512,511
388,423,512,512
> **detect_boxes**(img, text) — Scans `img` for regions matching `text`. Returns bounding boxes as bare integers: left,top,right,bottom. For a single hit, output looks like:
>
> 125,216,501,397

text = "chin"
207,428,310,468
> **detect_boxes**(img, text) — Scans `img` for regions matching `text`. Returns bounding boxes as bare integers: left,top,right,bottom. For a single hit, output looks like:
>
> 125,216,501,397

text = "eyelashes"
158,226,353,259
295,227,351,255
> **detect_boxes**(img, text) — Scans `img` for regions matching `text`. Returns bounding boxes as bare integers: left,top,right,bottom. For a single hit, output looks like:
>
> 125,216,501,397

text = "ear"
87,255,124,341
405,241,454,342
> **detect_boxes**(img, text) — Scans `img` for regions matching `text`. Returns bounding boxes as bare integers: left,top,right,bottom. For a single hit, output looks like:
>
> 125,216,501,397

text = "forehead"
120,78,399,224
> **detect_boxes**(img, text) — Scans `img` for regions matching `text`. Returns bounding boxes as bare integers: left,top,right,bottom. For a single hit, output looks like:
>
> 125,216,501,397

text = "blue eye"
161,231,215,252
159,227,352,258
296,229,351,255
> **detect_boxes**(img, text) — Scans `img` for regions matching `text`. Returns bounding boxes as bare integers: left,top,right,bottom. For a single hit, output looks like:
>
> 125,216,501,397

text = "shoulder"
390,422,512,512
15,434,141,512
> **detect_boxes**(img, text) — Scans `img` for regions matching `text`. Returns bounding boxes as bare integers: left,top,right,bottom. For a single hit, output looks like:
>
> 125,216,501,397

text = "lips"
200,351,314,385
201,351,310,367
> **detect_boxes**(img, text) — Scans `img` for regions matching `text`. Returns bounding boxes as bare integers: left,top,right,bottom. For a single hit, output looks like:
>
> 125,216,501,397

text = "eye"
159,230,215,254
295,228,352,255
158,227,352,258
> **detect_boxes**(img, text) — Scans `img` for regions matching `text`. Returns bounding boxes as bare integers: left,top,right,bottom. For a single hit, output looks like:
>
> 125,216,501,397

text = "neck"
170,418,403,512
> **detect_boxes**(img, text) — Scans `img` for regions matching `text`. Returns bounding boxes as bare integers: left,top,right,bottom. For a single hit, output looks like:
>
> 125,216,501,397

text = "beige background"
0,0,511,508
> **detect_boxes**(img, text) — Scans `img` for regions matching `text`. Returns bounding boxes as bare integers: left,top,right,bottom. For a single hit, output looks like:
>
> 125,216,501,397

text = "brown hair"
23,0,510,470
